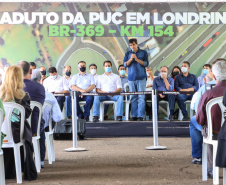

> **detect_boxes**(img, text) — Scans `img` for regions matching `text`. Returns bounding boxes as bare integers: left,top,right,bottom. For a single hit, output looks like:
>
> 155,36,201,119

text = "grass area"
190,30,226,75
66,48,106,75
157,24,210,69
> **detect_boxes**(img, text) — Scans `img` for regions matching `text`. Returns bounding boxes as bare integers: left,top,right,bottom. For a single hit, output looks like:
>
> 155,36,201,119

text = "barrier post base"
64,147,86,152
145,146,167,150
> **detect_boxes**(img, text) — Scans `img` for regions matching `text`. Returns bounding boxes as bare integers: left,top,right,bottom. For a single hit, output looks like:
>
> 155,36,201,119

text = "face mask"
146,72,149,77
80,67,86,72
203,69,209,75
120,70,125,76
105,67,111,73
41,70,46,75
181,67,188,73
160,72,167,78
50,75,57,80
90,69,96,75
173,71,179,77
66,71,71,77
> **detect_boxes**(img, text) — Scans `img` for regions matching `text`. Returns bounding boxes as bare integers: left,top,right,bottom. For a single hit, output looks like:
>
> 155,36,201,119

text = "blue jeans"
176,94,193,117
128,79,146,118
65,96,72,117
56,96,65,111
93,95,123,117
39,129,45,162
190,115,202,158
76,95,94,119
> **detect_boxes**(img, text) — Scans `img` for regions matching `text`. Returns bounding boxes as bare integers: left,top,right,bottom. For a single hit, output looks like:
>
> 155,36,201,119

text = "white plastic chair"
178,100,193,120
100,101,117,121
202,96,225,185
42,101,55,164
79,101,93,122
28,101,42,173
1,102,25,184
0,109,5,185
146,100,170,118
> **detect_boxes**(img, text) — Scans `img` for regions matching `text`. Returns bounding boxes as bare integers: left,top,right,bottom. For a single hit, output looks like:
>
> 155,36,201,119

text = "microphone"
132,49,134,53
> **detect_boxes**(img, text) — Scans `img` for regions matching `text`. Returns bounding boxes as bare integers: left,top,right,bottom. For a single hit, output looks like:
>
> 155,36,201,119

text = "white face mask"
160,72,167,78
181,67,188,73
90,69,96,75
50,75,57,80
146,72,149,77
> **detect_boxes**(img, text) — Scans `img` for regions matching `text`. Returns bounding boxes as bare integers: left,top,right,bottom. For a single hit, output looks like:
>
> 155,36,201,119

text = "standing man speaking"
123,38,149,121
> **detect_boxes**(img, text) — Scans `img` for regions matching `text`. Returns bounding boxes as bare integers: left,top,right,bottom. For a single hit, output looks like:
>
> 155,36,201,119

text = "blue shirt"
194,80,216,113
153,76,174,91
43,91,62,128
123,47,149,81
197,74,205,89
174,73,199,92
70,73,95,90
24,79,45,135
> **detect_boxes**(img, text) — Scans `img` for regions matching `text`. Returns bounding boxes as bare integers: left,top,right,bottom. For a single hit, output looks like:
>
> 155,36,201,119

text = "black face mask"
80,67,86,72
66,71,71,77
173,71,179,77
41,71,46,75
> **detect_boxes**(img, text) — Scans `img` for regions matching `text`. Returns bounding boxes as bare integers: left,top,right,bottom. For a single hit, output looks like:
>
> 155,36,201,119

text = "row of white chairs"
0,101,55,184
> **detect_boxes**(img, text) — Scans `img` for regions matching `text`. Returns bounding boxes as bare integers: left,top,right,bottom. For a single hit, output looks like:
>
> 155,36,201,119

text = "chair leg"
223,168,226,185
202,142,208,181
178,109,183,121
14,145,22,184
45,132,52,164
114,103,117,120
213,145,219,185
0,153,5,185
50,134,55,162
125,102,130,121
166,103,170,117
89,107,93,122
33,139,41,173
99,103,104,122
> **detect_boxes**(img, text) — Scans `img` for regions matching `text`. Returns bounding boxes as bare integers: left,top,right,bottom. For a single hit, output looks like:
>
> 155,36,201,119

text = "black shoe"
182,116,189,121
41,165,44,168
137,117,143,121
169,115,174,121
116,116,122,121
67,116,72,119
93,116,99,122
192,158,202,164
85,117,89,122
208,170,213,179
104,114,108,120
130,117,137,121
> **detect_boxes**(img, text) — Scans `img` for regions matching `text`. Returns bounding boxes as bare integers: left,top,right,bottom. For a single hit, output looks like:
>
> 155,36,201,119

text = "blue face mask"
120,70,125,76
105,67,111,73
203,69,209,75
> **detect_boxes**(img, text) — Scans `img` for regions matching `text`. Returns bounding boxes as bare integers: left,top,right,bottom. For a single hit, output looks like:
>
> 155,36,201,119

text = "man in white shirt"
93,60,123,122
89,63,99,85
70,61,95,121
63,65,72,119
43,67,69,111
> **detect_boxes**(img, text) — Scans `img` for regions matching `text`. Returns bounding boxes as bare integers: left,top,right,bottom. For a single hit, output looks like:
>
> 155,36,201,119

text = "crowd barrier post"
146,89,167,150
65,91,86,152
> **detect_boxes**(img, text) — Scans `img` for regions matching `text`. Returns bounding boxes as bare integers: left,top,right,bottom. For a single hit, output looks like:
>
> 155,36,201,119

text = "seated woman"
0,65,37,180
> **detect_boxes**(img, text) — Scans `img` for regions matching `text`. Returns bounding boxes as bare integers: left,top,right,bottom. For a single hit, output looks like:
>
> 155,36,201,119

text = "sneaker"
116,116,122,121
85,117,89,122
93,116,99,122
169,115,174,121
137,117,143,121
208,170,213,179
182,115,189,121
192,158,202,164
41,161,44,168
104,114,108,120
130,117,137,121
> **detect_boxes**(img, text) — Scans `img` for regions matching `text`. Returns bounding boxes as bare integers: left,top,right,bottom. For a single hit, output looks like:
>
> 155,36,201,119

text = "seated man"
190,72,216,165
43,67,69,111
89,63,99,85
196,59,226,178
152,66,175,121
197,64,212,88
31,69,62,168
18,61,45,135
63,65,72,119
93,60,123,122
39,66,47,83
118,64,129,92
175,61,199,121
70,61,95,121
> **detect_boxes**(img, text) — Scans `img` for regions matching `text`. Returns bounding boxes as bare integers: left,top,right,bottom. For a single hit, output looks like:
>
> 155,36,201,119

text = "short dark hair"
203,64,212,69
118,64,125,70
48,67,57,73
160,65,169,72
30,62,36,68
89,63,97,69
103,60,112,66
129,38,137,44
171,66,181,78
18,61,30,76
78,61,86,66
182,61,190,67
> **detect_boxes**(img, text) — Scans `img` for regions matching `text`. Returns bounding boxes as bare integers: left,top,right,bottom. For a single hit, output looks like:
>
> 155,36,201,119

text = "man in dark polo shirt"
196,59,226,178
18,61,45,135
175,61,199,121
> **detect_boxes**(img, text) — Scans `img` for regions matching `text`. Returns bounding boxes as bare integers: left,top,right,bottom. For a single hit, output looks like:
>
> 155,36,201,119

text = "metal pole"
146,89,167,150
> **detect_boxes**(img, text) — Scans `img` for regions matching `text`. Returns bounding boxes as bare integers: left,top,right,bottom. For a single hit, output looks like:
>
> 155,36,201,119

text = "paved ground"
6,137,223,185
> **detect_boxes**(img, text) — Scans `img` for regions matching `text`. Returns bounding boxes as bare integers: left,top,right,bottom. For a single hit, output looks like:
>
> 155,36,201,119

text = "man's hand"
80,89,87,93
159,93,165,98
131,54,136,60
162,73,167,80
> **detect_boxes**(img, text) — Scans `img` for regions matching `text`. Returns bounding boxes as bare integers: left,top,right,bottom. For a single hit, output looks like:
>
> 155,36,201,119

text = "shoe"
93,116,99,122
208,170,213,179
182,116,189,121
104,114,108,120
67,116,72,119
130,117,137,121
41,161,44,168
169,115,174,121
137,117,143,121
85,117,89,122
116,116,122,121
192,158,202,164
